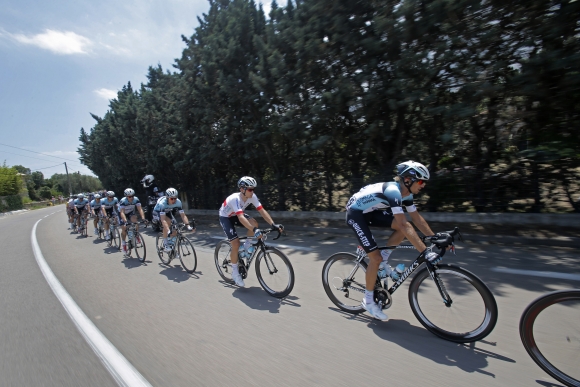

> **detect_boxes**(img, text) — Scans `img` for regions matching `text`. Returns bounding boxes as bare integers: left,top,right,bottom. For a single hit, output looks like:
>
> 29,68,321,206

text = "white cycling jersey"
218,192,263,217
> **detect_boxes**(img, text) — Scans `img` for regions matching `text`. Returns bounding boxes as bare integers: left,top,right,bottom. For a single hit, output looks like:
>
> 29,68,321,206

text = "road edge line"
31,218,153,387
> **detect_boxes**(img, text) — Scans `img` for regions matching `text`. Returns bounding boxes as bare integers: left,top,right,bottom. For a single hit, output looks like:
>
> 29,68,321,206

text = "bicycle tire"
111,226,121,249
408,264,498,343
255,247,294,298
322,253,367,314
520,290,580,387
156,235,172,264
214,240,234,284
135,232,146,262
178,236,197,274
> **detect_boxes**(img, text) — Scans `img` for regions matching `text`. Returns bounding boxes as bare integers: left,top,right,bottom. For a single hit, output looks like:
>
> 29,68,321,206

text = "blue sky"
0,0,215,176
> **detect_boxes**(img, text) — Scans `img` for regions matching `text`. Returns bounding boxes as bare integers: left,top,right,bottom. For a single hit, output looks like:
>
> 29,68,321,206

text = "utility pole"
64,162,72,195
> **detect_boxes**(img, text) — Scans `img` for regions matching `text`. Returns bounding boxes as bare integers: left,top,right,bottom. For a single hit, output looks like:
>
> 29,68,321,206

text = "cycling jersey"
153,197,184,215
67,199,75,209
101,197,119,210
90,199,103,212
118,197,141,214
218,192,263,217
73,198,89,210
345,181,416,214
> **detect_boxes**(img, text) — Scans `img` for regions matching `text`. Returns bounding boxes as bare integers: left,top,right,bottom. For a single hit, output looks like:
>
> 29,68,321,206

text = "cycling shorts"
219,214,251,242
104,208,118,218
345,209,394,253
119,211,136,226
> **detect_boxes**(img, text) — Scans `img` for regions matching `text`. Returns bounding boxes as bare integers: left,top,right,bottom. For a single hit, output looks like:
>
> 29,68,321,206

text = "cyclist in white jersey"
118,188,146,254
101,191,119,241
89,194,105,236
218,176,284,287
66,195,76,229
345,161,441,321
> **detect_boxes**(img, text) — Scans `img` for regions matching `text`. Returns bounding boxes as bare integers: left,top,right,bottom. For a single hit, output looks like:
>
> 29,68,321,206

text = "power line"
0,149,83,167
31,163,66,171
0,142,81,163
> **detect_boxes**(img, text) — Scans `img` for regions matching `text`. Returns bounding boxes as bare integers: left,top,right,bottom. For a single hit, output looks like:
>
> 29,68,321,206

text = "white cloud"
13,29,91,55
94,88,117,100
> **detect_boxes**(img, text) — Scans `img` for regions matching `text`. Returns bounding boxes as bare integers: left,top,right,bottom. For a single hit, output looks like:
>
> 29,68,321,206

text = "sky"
0,0,216,177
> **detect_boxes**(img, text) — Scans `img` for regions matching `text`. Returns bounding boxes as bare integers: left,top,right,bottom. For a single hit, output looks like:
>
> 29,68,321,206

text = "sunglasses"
168,197,177,201
127,196,134,198
416,180,426,186
246,188,255,192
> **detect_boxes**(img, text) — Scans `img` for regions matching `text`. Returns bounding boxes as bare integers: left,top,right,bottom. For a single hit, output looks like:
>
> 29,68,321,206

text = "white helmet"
165,188,178,198
107,191,115,197
238,176,257,188
94,194,101,199
77,193,84,199
396,160,430,181
124,188,135,196
142,174,154,187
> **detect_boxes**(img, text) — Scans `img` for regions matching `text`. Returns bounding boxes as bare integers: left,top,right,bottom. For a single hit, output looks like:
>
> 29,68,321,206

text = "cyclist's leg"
219,216,240,264
160,213,171,239
345,209,381,291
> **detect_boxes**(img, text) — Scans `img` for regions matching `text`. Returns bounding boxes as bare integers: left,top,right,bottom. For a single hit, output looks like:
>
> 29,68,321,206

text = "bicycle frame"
236,229,283,275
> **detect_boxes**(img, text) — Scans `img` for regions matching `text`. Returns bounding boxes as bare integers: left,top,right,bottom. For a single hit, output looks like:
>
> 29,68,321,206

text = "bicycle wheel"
322,253,367,314
214,240,234,284
255,247,294,298
178,236,197,274
111,226,121,249
156,235,172,265
520,290,580,387
408,264,498,343
134,232,147,262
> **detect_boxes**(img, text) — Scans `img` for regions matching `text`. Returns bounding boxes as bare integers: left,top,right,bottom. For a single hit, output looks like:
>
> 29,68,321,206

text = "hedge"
0,195,23,213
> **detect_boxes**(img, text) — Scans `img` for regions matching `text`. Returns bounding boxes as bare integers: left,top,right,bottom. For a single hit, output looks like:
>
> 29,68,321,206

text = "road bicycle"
71,213,79,233
322,227,498,343
105,215,121,249
95,214,105,239
214,228,295,298
75,212,89,237
520,289,580,387
155,217,197,274
123,221,146,261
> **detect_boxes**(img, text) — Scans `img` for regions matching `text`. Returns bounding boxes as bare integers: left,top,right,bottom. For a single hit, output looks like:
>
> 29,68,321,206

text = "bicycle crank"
374,288,393,310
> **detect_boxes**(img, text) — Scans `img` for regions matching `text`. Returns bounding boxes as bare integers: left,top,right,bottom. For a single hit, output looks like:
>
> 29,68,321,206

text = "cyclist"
345,160,440,321
141,174,162,223
66,194,76,229
101,191,119,241
118,188,146,254
153,188,194,252
218,176,284,287
89,194,105,236
73,193,90,232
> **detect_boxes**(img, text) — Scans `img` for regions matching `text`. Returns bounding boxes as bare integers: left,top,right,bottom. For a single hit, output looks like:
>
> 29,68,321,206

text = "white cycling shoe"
232,271,245,287
362,299,388,321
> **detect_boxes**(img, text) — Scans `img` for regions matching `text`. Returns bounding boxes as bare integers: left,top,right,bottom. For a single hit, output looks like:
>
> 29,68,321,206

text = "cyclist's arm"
179,212,193,228
393,213,426,251
257,208,275,227
408,210,434,237
137,204,145,220
237,213,255,231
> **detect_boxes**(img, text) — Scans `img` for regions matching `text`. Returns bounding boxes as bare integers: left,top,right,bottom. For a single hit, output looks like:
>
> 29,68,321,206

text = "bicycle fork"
427,264,453,307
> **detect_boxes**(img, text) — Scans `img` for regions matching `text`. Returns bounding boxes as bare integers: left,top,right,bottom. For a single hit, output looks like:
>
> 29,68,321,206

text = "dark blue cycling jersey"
346,181,416,214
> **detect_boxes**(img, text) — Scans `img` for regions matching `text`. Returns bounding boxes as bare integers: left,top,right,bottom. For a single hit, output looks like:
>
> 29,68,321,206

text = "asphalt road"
1,206,579,386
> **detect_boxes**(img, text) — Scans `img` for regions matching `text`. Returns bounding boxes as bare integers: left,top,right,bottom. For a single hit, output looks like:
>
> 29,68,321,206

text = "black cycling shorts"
119,211,136,226
345,209,394,253
219,214,251,242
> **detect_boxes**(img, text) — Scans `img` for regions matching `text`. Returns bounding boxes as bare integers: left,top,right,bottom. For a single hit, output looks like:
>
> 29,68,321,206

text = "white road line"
31,219,152,387
492,267,580,281
209,236,313,251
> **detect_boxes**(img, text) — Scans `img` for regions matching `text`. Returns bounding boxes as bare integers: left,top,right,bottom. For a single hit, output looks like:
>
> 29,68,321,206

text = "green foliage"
78,0,580,213
38,186,53,200
0,195,23,212
0,166,22,196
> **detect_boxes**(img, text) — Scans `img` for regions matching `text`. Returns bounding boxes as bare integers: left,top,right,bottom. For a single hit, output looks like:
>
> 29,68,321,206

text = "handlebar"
421,227,462,256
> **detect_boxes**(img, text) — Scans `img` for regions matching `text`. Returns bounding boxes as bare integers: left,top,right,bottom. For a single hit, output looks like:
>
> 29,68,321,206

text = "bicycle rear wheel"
156,235,172,265
322,253,367,314
255,247,294,298
135,232,146,262
214,240,234,284
520,290,580,387
408,264,498,343
178,236,197,274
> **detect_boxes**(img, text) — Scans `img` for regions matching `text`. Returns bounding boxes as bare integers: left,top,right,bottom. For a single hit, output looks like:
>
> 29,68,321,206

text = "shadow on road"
230,286,301,313
158,264,202,282
121,256,144,269
103,245,120,255
329,307,515,378
92,238,107,245
535,380,565,387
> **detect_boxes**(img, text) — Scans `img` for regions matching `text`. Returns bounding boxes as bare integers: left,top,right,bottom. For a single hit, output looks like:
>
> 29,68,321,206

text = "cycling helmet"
107,191,115,197
124,188,135,196
165,188,178,198
77,193,84,199
94,194,101,199
238,176,257,188
396,160,430,188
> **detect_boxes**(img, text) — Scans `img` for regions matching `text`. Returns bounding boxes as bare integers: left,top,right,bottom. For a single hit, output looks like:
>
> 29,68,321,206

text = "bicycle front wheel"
321,253,366,314
135,232,146,262
255,247,294,298
408,264,498,343
178,236,197,273
111,226,121,249
520,290,580,387
214,240,234,283
156,235,172,265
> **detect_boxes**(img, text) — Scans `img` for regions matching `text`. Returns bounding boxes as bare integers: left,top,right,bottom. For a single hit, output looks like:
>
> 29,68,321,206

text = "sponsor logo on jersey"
351,221,370,246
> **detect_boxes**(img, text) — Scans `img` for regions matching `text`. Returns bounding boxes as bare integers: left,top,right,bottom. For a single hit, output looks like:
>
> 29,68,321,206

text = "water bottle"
128,230,134,239
394,263,406,278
